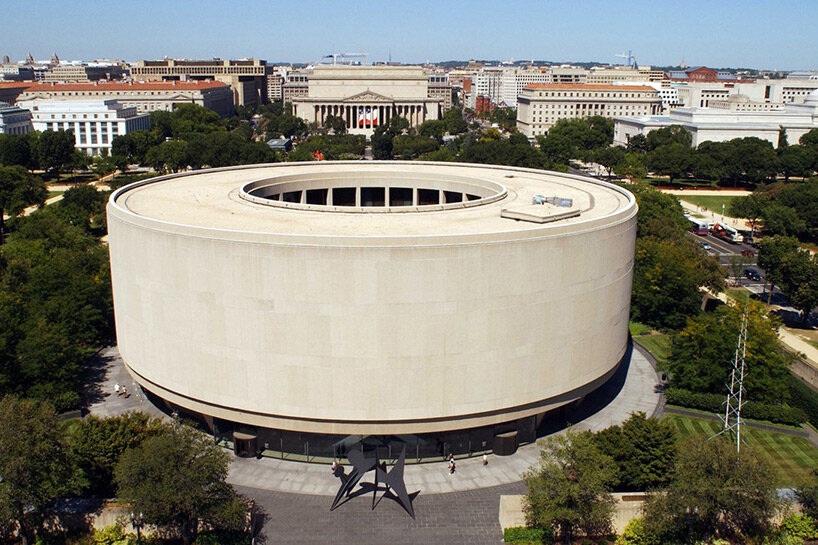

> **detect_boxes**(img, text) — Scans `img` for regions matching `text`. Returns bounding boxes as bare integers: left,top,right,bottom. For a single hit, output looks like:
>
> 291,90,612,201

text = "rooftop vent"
533,195,573,207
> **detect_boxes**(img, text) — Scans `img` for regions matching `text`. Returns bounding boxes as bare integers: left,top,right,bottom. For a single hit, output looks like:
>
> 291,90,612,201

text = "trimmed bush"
787,374,818,428
615,517,659,545
504,526,552,544
780,513,818,541
665,388,806,426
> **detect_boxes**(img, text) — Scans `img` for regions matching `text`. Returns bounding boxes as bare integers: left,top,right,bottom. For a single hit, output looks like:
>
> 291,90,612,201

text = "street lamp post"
131,511,144,545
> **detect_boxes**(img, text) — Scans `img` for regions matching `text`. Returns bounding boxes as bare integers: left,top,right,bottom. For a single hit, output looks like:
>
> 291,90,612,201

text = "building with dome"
107,162,637,461
614,89,818,148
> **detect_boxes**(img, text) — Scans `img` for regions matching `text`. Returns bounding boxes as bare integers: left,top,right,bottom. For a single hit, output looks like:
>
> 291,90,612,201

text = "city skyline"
2,0,817,71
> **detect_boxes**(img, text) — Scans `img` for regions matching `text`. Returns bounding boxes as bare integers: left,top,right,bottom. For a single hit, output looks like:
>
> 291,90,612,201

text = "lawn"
634,333,672,363
726,287,751,304
678,195,739,215
662,413,818,486
47,190,62,199
629,321,652,336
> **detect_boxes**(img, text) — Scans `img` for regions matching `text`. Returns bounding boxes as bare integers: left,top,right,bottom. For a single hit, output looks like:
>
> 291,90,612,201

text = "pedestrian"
483,453,488,466
115,383,121,396
449,460,456,474
331,460,337,473
122,386,128,398
447,452,453,462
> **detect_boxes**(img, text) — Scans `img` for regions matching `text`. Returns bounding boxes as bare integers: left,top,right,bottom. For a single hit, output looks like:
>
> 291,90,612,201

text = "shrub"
787,374,818,428
615,517,659,545
503,526,552,544
665,388,807,426
780,513,818,540
92,524,125,545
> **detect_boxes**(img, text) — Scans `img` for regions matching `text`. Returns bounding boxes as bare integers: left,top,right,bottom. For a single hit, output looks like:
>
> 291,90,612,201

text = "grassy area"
678,195,739,214
47,190,62,199
662,413,818,486
634,333,672,363
726,287,751,304
629,321,652,336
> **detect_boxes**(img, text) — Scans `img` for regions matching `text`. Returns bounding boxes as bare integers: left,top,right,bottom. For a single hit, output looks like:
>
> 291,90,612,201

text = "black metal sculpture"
330,445,417,518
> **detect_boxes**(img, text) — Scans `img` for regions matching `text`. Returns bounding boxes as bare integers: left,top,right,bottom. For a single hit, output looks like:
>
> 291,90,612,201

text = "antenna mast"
710,307,749,452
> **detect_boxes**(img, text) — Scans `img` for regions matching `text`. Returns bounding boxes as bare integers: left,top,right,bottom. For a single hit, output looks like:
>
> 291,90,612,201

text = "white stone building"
290,65,446,136
613,90,818,148
16,81,234,117
0,101,32,135
517,84,662,137
29,100,150,156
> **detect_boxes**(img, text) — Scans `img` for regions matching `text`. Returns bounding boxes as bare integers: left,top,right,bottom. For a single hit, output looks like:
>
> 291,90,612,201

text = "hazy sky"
2,0,816,70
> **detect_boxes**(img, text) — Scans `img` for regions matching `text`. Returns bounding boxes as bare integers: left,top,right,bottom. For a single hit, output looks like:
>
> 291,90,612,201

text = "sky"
1,0,816,71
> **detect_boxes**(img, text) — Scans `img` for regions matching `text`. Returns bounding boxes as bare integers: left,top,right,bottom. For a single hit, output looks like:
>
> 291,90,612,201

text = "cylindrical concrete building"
107,162,637,460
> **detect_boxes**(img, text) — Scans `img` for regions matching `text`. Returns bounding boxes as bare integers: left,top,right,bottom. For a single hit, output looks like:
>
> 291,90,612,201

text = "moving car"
744,268,762,281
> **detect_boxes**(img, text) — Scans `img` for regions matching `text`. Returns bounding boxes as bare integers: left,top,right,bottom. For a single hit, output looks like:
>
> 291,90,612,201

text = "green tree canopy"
645,125,692,150
666,301,793,403
643,438,779,544
646,142,694,183
591,412,677,491
69,412,164,497
780,248,818,324
590,145,626,179
758,234,800,305
38,130,75,179
114,424,246,545
0,165,47,244
524,431,617,542
441,107,468,134
0,396,78,545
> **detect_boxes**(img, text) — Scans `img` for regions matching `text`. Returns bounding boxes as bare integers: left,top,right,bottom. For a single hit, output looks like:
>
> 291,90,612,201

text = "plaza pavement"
87,343,661,496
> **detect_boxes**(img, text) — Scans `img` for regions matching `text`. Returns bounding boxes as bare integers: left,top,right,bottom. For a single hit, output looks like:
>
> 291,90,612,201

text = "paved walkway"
239,481,526,545
85,343,660,496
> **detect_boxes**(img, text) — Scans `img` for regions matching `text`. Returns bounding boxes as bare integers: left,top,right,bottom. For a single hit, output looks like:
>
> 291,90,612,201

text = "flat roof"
110,162,635,244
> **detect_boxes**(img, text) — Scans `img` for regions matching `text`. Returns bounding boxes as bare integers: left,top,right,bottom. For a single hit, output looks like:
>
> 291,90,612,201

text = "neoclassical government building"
291,66,447,135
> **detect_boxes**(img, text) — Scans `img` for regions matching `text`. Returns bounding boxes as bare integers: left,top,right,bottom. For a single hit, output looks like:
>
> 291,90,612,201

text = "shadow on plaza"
331,481,420,516
535,338,634,438
80,347,119,411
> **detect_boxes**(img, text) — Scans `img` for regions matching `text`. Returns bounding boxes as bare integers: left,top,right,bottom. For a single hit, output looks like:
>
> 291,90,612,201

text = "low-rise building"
130,58,268,107
16,81,233,117
43,63,127,83
516,84,662,137
29,100,150,156
0,101,32,135
613,90,818,149
0,81,35,105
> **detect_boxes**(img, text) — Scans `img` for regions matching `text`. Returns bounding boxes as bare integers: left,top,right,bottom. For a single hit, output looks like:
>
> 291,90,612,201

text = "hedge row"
787,374,818,429
665,388,807,426
503,526,552,544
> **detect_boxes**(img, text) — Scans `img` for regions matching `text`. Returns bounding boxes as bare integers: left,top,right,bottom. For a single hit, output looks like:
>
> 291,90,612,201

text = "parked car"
741,249,755,257
744,268,762,281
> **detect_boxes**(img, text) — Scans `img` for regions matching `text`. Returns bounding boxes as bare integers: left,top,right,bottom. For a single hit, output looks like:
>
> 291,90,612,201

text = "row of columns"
314,103,428,129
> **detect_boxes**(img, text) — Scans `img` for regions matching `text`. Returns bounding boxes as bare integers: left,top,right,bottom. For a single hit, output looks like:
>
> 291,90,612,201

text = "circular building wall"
107,162,637,439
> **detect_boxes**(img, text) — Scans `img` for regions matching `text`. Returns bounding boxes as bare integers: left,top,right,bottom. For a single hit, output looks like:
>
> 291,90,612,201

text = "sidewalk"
86,345,660,496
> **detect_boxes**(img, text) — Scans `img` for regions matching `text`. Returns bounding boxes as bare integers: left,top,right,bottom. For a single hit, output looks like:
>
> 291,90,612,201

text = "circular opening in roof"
239,170,507,213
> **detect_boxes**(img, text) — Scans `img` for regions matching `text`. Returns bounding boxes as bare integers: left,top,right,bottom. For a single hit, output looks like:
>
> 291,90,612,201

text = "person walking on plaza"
115,383,121,396
483,453,488,466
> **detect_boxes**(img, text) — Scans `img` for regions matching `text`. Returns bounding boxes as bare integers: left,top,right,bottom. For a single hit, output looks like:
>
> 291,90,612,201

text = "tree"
537,133,573,165
0,396,77,545
780,248,818,325
762,202,805,236
70,412,163,496
0,165,47,244
613,152,647,180
779,144,812,180
643,438,779,544
625,133,649,154
56,183,107,233
728,192,770,238
523,431,617,542
645,125,692,151
796,470,818,520
115,424,246,545
646,143,694,183
392,135,440,159
418,119,446,143
758,235,800,305
800,128,818,148
442,107,467,134
591,146,626,179
0,133,36,169
324,114,347,135
145,140,189,173
666,301,793,403
38,129,75,180
592,412,677,491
